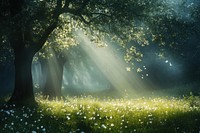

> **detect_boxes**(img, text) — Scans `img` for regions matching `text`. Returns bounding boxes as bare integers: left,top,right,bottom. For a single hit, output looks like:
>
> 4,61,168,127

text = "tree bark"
8,47,36,105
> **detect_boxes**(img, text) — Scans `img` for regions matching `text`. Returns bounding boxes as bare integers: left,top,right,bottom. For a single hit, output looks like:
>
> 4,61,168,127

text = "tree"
1,0,197,105
6,0,61,105
39,48,67,100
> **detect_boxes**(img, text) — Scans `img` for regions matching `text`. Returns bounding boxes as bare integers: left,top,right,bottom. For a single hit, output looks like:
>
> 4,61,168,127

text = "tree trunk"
7,0,61,105
41,56,65,100
8,48,36,105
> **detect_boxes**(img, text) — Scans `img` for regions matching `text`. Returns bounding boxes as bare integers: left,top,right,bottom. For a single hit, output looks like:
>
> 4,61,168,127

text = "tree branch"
78,12,112,25
91,12,111,17
79,15,91,25
33,0,91,52
34,21,58,52
34,0,62,51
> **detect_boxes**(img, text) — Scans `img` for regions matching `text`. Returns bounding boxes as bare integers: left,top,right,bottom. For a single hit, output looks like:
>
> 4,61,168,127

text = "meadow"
0,93,200,133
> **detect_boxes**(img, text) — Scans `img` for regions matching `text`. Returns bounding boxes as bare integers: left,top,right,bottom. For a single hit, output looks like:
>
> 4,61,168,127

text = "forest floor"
0,93,200,133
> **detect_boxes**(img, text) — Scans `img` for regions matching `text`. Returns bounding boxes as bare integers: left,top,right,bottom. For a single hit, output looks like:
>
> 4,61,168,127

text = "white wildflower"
101,124,107,129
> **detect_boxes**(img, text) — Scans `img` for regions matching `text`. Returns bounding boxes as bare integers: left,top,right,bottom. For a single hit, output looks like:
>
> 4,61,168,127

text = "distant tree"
38,47,67,100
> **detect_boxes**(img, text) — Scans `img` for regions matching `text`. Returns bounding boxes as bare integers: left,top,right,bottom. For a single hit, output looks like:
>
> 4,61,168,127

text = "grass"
0,94,200,133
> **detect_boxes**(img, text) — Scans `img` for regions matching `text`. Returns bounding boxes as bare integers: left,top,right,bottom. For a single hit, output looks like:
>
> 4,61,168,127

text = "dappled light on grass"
1,94,200,133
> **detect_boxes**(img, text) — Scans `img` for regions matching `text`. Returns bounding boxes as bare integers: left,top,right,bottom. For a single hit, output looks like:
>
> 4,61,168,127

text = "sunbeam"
73,31,149,98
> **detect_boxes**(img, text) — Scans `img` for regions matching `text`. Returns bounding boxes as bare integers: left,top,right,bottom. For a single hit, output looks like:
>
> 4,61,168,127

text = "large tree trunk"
7,0,61,105
7,0,36,106
9,48,36,105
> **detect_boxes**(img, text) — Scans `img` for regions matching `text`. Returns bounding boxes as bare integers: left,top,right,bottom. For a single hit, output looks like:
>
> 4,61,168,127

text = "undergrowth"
0,94,200,133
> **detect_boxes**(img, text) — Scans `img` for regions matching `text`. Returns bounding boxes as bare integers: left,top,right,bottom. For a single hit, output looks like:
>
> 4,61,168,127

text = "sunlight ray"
46,48,64,95
75,31,149,97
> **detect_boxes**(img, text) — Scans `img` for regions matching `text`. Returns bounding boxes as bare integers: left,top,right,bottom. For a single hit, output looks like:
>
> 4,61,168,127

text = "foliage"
0,94,200,133
3,0,195,66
